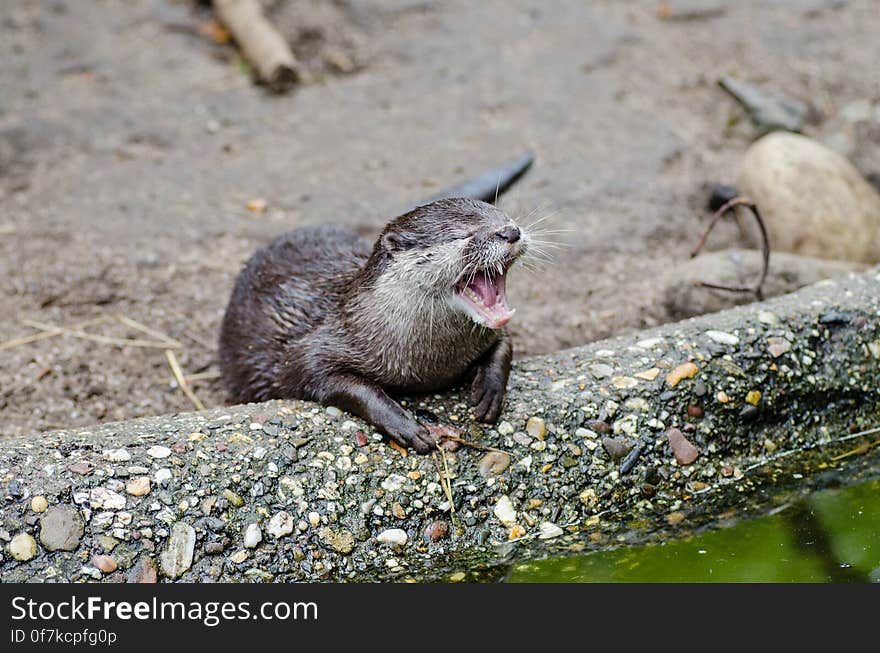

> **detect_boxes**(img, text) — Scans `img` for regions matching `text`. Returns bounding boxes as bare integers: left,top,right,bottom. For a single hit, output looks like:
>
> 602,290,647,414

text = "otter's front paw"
470,366,506,423
390,421,437,455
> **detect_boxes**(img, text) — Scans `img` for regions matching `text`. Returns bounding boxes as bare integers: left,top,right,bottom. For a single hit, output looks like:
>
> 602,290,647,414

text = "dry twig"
0,316,113,351
164,349,207,411
22,320,180,349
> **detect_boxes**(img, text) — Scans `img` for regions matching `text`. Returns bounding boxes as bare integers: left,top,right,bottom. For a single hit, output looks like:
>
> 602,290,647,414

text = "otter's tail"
420,152,534,206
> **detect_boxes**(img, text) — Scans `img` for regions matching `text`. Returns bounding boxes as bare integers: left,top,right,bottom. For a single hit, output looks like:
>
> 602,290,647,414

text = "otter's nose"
496,226,521,244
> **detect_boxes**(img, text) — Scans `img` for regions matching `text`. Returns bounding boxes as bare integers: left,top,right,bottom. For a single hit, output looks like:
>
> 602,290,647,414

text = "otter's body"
219,198,527,453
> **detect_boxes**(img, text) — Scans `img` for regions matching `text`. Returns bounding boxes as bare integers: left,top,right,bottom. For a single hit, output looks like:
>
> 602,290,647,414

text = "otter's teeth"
464,287,480,303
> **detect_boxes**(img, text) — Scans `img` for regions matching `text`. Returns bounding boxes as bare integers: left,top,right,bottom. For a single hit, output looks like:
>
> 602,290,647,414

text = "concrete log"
2,269,879,582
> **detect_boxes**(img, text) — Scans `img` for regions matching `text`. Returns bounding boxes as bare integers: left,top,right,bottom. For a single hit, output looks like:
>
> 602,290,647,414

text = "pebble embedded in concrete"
493,495,517,526
526,417,546,440
377,529,408,548
126,477,151,497
30,496,48,513
159,522,196,579
39,505,84,552
268,511,294,538
146,445,172,459
244,523,262,548
479,451,511,478
9,532,37,561
538,522,564,539
667,428,700,465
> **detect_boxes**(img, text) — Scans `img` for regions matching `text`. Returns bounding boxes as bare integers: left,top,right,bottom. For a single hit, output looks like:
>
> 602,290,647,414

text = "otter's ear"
382,230,418,252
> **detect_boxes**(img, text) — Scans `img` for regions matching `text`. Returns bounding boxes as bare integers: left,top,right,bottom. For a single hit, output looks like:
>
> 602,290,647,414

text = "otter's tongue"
460,270,512,328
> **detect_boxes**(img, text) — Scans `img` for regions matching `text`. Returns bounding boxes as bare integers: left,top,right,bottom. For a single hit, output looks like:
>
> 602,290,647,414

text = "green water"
508,478,880,583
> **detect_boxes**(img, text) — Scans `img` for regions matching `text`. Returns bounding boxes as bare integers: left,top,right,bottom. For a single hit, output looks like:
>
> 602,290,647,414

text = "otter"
218,196,529,453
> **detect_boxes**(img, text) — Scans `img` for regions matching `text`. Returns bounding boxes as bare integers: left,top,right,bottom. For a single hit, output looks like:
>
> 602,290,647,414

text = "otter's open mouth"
455,267,513,328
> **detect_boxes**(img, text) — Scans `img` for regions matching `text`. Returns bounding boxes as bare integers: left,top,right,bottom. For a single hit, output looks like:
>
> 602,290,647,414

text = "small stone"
612,414,638,435
154,468,172,485
579,488,598,509
585,419,611,434
767,337,792,358
687,405,703,418
229,550,249,564
103,448,131,462
90,487,126,510
355,431,369,447
204,542,225,555
634,368,660,381
758,310,780,325
497,420,515,436
512,432,532,446
319,528,356,554
39,506,84,551
705,330,739,346
127,556,158,583
493,495,517,526
868,341,880,359
223,489,245,507
68,461,94,475
159,522,196,579
325,406,342,418
478,451,511,478
9,532,37,561
763,439,778,453
267,511,294,538
392,503,406,519
377,528,408,548
589,363,614,378
243,523,262,548
509,524,526,540
146,445,172,459
308,512,321,528
538,522,564,539
716,391,732,404
666,362,699,387
449,571,466,582
381,474,407,492
745,390,762,406
602,437,632,461
246,198,268,213
30,496,48,513
97,535,119,552
525,417,546,440
92,554,118,574
424,521,449,543
126,477,151,497
667,428,700,465
667,511,685,526
611,376,639,389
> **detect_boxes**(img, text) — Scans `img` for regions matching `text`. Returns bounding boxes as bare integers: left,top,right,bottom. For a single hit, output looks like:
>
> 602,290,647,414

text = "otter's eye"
382,231,419,251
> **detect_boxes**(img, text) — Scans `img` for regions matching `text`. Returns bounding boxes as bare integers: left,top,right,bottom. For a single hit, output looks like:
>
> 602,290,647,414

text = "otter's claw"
391,422,437,455
470,370,505,423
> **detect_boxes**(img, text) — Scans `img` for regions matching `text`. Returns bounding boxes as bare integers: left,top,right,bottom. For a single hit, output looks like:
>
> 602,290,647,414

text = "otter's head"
373,198,528,329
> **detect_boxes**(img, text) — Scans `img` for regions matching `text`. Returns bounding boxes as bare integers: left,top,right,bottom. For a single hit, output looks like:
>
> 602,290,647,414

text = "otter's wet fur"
219,198,528,453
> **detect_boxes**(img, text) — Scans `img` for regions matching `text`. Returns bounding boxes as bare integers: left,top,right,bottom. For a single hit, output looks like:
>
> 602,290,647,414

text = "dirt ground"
1,0,878,438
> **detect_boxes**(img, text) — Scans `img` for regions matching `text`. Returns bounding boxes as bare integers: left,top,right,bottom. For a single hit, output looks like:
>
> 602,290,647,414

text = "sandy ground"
1,0,878,437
